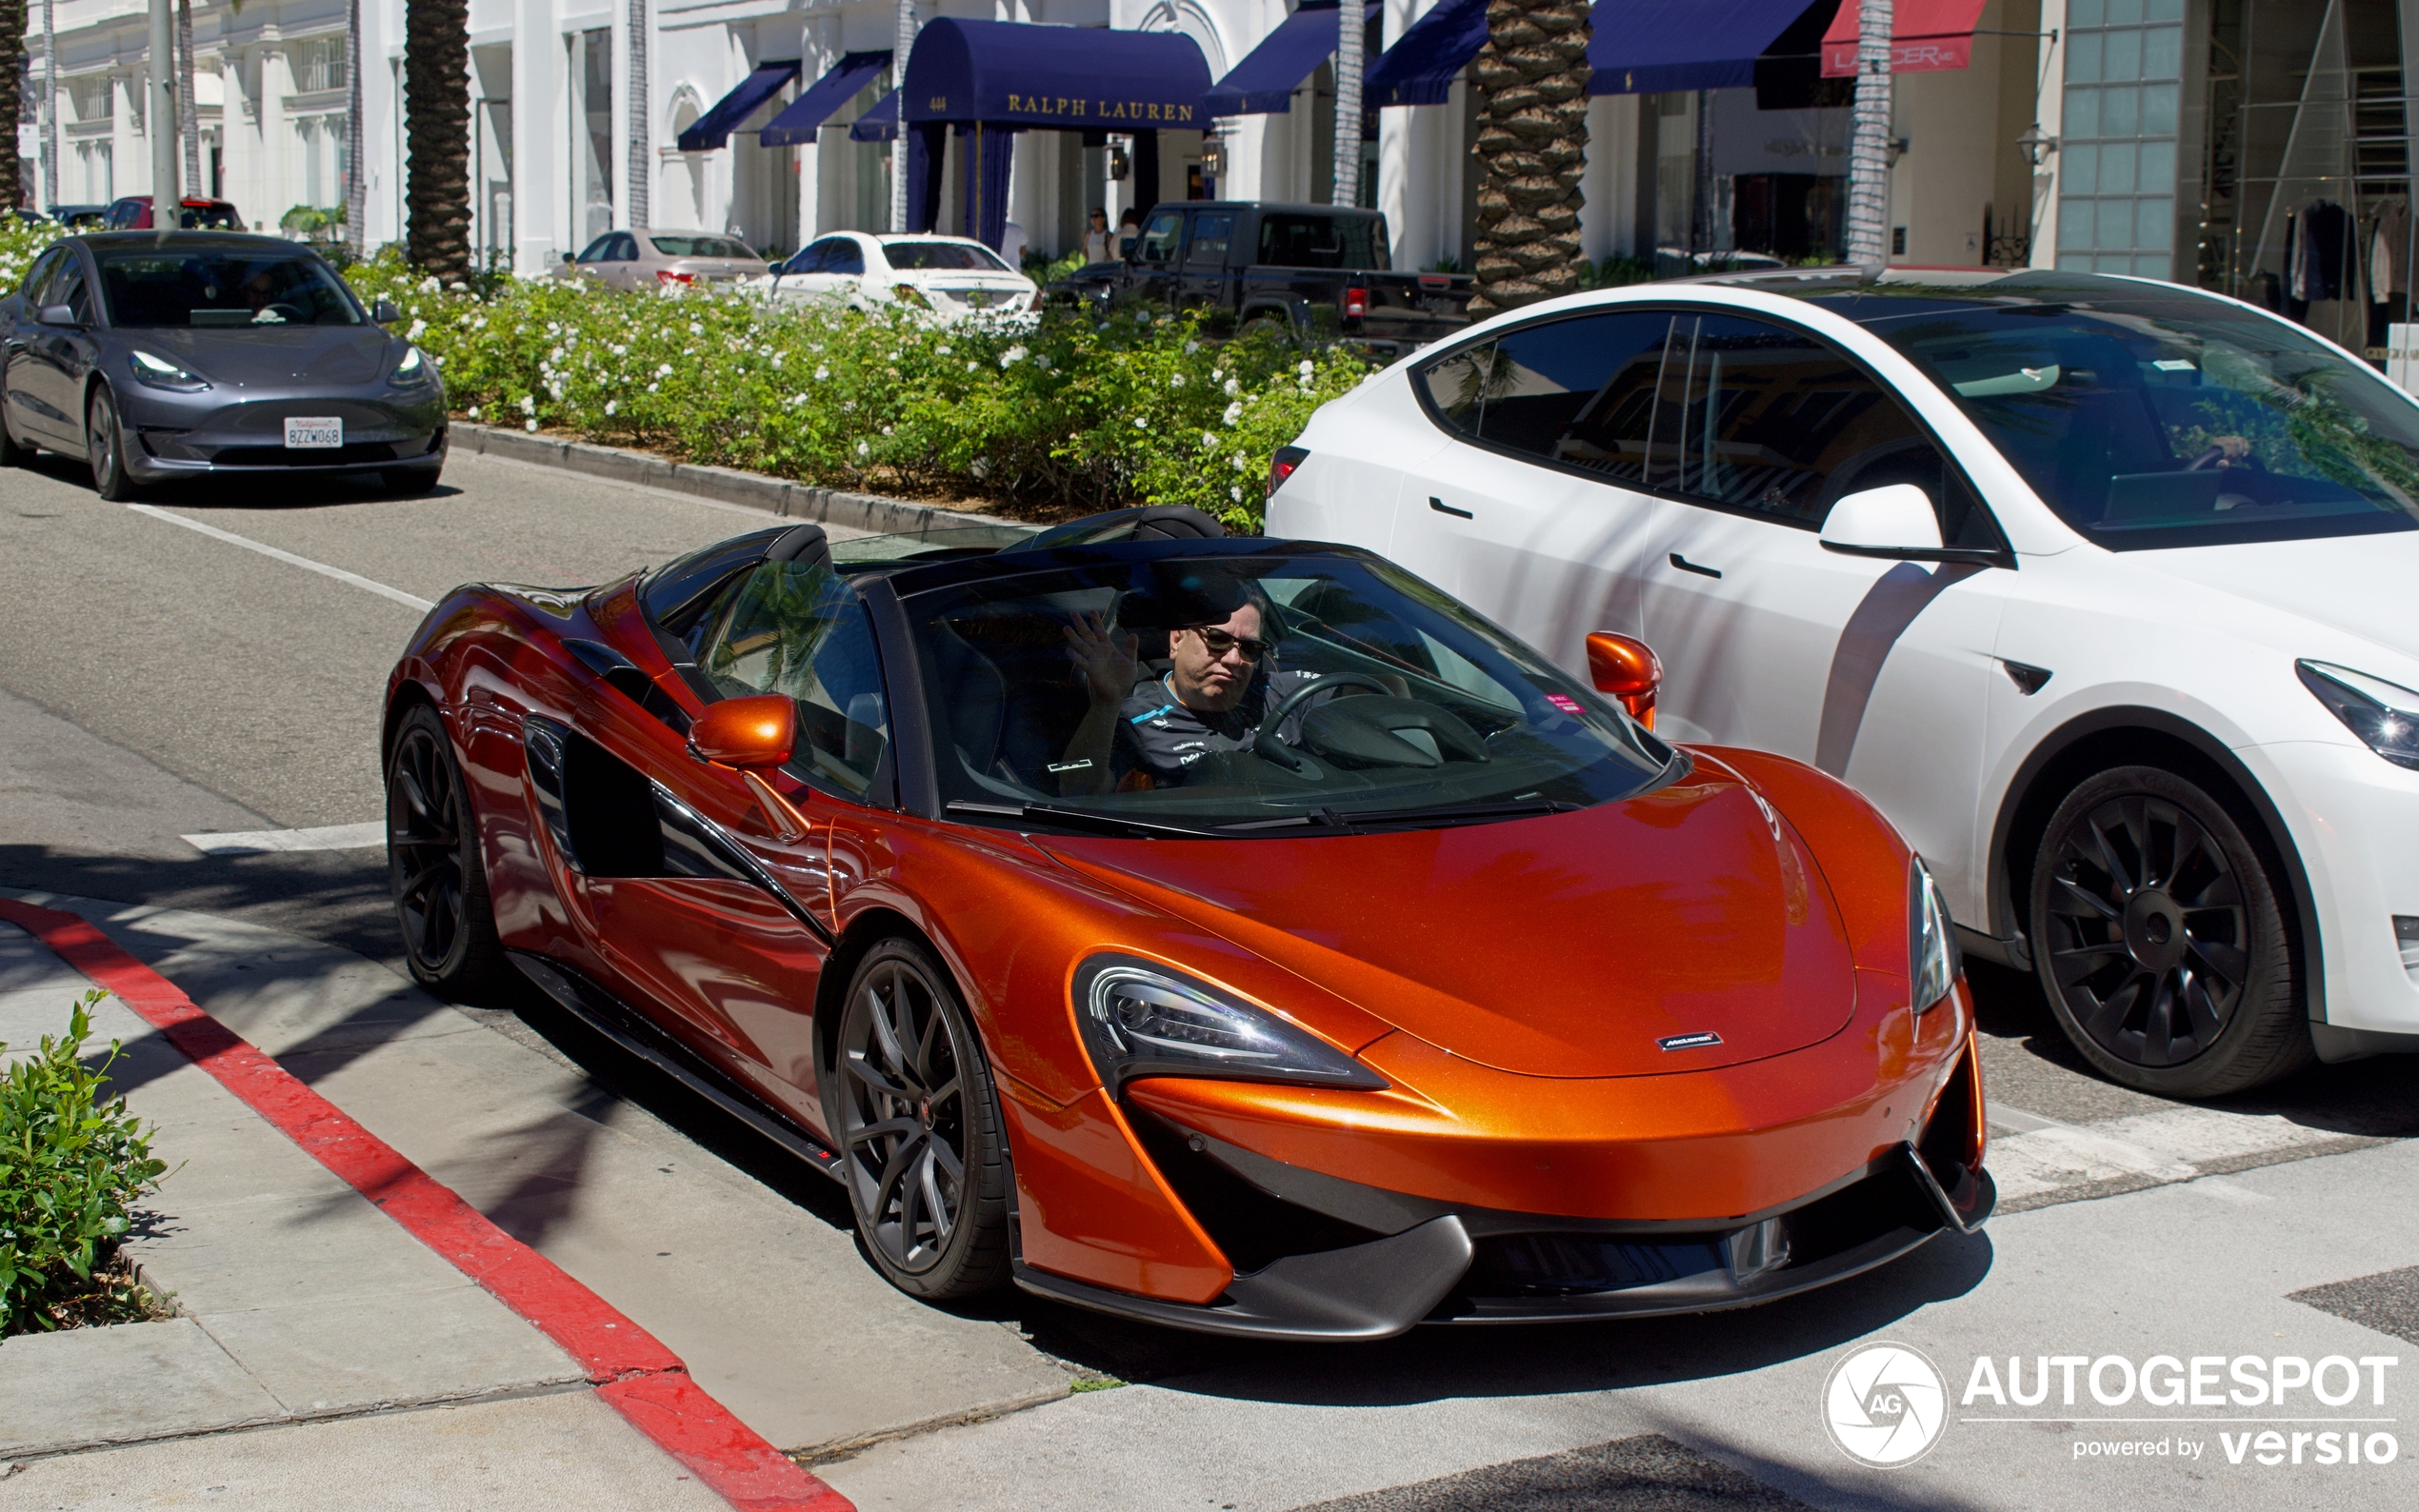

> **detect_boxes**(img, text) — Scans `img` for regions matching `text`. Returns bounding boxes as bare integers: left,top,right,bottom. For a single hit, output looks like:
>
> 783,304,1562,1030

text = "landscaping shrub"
344,250,1373,530
1,992,170,1338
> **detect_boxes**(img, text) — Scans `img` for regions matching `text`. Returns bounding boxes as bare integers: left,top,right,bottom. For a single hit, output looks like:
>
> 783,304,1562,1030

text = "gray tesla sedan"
0,232,447,499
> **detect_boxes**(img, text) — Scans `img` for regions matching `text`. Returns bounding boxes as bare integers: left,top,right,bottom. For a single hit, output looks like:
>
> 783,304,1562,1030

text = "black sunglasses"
1185,626,1270,662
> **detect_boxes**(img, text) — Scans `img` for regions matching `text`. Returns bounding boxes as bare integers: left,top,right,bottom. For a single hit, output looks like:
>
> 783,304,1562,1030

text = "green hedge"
1,992,168,1337
344,250,1372,530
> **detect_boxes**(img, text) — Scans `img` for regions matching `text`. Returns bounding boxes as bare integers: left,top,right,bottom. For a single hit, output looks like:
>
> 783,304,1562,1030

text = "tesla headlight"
390,345,433,385
1910,857,1960,1012
2298,661,2419,771
1072,955,1387,1098
129,348,209,392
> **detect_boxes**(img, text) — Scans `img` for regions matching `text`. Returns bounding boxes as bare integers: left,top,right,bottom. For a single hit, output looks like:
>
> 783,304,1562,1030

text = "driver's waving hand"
1057,575,1317,795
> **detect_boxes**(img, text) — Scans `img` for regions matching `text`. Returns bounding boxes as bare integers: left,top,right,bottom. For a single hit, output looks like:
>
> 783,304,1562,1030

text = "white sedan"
749,232,1037,322
1269,267,2419,1099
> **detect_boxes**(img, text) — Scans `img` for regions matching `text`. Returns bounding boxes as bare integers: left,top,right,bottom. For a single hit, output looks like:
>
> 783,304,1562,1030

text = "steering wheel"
1250,672,1399,771
2185,445,2266,472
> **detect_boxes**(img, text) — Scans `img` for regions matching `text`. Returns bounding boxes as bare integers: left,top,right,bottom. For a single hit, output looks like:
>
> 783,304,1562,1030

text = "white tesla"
1268,268,2419,1098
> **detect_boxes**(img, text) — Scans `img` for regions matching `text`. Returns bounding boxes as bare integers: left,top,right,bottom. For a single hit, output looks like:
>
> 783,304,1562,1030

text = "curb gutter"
452,422,998,534
0,897,853,1512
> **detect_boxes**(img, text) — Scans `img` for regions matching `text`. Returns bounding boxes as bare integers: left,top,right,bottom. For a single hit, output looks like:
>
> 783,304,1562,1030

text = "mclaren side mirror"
688,694,796,770
1584,632,1662,728
35,303,79,328
370,297,401,325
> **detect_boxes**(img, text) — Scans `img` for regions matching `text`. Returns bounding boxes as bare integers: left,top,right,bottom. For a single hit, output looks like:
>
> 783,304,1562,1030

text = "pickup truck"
1048,202,1473,357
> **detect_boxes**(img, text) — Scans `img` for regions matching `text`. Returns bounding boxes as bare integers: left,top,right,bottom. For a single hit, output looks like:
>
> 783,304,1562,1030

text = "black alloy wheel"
2029,765,2311,1097
87,388,136,501
828,937,1011,1300
386,704,508,998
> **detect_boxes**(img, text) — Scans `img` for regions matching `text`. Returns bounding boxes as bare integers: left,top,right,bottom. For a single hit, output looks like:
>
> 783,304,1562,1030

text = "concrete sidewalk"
0,919,729,1508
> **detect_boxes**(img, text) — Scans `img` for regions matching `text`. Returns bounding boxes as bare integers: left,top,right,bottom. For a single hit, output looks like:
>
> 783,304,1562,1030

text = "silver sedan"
556,229,770,292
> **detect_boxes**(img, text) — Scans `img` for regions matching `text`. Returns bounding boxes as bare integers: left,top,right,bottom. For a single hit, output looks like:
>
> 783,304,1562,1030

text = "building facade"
21,0,2069,289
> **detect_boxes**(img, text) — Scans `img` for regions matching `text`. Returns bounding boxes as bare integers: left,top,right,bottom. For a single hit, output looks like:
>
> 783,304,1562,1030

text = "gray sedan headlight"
1910,857,1959,1012
129,348,210,392
2298,661,2419,771
1072,955,1387,1097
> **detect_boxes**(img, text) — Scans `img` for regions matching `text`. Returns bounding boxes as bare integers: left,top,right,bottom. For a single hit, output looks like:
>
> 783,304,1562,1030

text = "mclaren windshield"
1828,276,2419,550
900,551,1681,835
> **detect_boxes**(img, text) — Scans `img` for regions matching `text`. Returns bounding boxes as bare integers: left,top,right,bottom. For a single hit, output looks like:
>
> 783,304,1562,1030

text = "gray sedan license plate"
285,417,343,449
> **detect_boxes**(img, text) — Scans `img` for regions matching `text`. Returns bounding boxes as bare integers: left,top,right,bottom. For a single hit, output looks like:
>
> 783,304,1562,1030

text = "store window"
2057,0,2186,278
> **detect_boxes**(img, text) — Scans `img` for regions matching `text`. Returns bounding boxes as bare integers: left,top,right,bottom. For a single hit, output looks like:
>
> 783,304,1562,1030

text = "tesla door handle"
1429,496,1474,519
1669,552,1723,579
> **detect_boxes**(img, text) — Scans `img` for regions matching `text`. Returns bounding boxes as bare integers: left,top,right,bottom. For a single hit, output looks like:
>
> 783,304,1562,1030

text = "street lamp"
2016,123,2058,168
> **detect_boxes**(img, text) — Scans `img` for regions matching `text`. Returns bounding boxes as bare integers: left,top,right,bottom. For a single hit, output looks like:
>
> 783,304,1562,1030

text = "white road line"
126,505,435,612
181,821,388,857
1986,1102,2352,1204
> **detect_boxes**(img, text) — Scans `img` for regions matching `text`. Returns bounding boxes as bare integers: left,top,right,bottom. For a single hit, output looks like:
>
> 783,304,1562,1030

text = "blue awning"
678,60,802,150
1587,0,1822,95
759,51,892,148
902,19,1212,129
1205,2,1383,118
1364,0,1486,109
849,90,900,143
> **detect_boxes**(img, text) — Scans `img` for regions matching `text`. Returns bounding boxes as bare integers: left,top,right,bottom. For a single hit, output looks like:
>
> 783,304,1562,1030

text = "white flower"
1230,484,1244,502
843,401,857,412
1299,359,1316,377
604,400,617,416
1223,377,1241,396
449,281,469,292
881,425,895,435
936,344,952,356
648,382,660,392
1170,373,1185,388
1234,453,1252,470
690,322,704,336
466,406,479,420
1001,345,1028,368
1132,416,1148,430
525,418,539,432
549,347,564,362
1202,432,1219,449
406,319,428,341
1184,340,1200,354
418,275,441,292
970,457,991,480
656,364,674,377
814,366,830,380
856,440,870,457
1033,354,1051,370
519,394,535,413
968,362,979,372
1222,401,1244,426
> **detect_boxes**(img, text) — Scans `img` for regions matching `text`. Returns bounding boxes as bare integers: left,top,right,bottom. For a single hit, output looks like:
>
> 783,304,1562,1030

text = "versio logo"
1826,1343,1949,1467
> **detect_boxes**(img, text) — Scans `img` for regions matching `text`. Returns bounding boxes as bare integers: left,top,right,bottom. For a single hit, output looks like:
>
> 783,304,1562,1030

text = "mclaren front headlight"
1072,955,1387,1098
1910,856,1960,1012
2299,660,2419,771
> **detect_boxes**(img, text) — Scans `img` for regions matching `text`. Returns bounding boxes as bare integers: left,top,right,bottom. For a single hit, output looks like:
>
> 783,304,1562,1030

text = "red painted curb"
0,896,852,1512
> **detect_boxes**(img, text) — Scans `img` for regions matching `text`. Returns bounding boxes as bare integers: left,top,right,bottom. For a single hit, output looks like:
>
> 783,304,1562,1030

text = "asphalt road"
4,446,2415,1510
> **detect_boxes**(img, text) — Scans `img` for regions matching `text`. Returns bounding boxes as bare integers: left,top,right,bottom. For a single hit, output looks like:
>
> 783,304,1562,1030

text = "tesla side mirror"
35,304,78,328
688,694,796,770
1584,632,1662,728
1818,485,1946,559
370,297,401,325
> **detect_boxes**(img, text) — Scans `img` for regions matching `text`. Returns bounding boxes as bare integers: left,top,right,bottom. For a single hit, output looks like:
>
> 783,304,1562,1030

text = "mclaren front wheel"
386,703,509,1000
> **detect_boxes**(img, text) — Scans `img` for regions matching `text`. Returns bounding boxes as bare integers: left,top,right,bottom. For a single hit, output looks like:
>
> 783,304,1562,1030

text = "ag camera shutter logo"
1825,1343,1949,1467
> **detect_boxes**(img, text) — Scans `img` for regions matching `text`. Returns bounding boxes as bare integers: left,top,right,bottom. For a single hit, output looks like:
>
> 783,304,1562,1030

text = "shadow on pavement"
12,447,462,509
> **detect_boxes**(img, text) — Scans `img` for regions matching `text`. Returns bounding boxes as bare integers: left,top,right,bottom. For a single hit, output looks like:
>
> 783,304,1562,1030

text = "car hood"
126,325,398,388
2131,528,2419,664
1035,773,1858,1079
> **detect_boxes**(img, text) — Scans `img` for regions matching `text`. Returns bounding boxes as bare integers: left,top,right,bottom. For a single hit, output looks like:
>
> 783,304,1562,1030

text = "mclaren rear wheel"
827,936,1012,1301
87,388,138,502
2029,765,2312,1098
386,704,510,1000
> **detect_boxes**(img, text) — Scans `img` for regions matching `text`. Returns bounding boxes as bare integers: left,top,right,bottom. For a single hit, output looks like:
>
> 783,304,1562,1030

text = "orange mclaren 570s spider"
382,505,1992,1340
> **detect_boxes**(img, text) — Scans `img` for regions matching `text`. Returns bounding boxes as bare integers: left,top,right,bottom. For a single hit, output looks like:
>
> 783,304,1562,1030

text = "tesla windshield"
899,554,1681,835
1835,280,2419,549
95,248,361,328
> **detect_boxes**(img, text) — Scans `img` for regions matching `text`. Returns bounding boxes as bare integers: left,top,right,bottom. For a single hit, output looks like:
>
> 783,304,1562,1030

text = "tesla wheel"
827,937,1012,1301
385,704,509,999
87,388,138,501
2029,766,2312,1097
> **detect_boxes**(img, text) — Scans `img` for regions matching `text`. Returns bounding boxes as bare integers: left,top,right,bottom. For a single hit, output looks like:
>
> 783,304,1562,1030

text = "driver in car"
1057,587,1315,795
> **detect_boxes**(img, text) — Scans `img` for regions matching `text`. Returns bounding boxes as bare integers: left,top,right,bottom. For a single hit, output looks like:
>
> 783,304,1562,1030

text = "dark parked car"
0,232,447,499
46,204,109,230
106,196,248,231
1050,202,1474,357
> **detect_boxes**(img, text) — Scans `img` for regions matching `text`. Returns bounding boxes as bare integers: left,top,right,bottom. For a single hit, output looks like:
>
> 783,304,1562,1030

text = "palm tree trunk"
1467,0,1590,314
1845,0,1893,267
178,0,199,195
0,0,25,210
43,0,57,210
347,0,365,253
405,0,473,280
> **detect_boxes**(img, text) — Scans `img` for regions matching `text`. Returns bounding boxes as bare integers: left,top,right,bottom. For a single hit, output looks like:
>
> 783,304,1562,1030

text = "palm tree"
1465,0,1591,314
1845,0,1892,266
0,0,25,209
405,0,472,280
178,0,199,195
